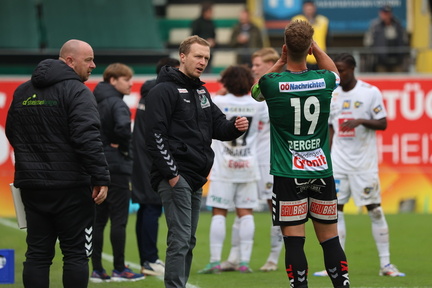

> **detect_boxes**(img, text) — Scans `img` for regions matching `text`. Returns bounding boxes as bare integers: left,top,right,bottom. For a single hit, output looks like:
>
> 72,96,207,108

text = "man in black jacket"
90,63,144,282
144,35,249,288
191,1,216,73
132,57,179,277
6,39,109,288
363,4,409,72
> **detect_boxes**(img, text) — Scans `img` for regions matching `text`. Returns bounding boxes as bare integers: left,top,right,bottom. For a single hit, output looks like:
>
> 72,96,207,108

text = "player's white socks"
239,214,255,263
266,225,283,264
227,216,241,264
337,210,346,250
209,215,226,263
368,206,390,267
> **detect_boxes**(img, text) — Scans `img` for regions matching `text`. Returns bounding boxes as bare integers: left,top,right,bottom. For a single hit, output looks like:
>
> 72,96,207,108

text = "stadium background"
1,0,432,217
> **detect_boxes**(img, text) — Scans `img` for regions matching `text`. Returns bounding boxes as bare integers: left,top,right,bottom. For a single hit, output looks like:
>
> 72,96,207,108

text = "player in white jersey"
313,53,405,277
220,48,284,273
199,65,268,274
252,48,285,272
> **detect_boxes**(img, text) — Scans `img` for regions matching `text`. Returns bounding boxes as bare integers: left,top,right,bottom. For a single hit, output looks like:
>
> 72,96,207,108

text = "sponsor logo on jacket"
22,94,58,106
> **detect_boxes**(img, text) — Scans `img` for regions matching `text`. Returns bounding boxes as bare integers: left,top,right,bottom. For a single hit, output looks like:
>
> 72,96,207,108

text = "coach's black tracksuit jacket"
6,59,110,189
144,65,243,192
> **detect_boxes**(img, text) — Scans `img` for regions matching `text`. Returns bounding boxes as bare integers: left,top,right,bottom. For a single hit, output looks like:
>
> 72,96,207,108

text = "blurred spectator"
153,0,167,17
191,1,216,48
292,0,330,70
230,9,264,65
191,1,216,72
363,4,409,72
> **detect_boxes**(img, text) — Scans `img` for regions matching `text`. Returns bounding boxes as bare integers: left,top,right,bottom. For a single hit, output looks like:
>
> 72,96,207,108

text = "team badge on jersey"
363,187,373,195
266,182,273,190
342,100,350,109
354,101,363,108
373,105,383,114
198,89,210,109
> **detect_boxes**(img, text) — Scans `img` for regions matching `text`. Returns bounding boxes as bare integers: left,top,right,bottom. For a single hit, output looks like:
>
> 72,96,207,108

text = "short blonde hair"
284,20,314,61
251,47,280,64
179,35,210,55
103,63,133,82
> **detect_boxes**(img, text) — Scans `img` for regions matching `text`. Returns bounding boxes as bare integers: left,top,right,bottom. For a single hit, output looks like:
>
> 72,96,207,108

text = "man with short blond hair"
252,21,350,287
144,35,249,288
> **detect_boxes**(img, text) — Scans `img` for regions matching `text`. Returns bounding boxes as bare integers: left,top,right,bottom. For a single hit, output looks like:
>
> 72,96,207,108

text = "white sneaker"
141,259,165,276
259,261,277,272
313,270,328,277
379,264,405,277
220,261,239,271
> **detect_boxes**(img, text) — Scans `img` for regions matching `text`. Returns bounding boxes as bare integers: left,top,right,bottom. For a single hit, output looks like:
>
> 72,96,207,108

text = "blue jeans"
158,176,202,288
136,203,163,264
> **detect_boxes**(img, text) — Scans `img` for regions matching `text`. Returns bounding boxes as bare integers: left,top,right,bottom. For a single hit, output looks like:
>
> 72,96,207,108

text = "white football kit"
329,80,387,206
207,93,268,209
256,117,273,200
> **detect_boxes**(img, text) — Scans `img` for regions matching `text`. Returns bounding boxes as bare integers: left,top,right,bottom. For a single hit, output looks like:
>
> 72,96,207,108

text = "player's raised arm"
311,40,338,74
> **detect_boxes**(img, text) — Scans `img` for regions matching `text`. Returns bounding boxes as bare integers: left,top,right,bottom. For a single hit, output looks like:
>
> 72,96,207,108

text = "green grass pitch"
0,211,431,287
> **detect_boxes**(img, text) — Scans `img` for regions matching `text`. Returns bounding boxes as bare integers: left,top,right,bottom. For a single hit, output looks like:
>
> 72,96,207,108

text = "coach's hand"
93,186,108,204
235,116,249,132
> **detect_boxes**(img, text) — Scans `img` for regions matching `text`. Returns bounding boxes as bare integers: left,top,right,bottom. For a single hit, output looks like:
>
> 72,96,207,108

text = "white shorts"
206,180,259,209
334,172,381,207
257,165,273,200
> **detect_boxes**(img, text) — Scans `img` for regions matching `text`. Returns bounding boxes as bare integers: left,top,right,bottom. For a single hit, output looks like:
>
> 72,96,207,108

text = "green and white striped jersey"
251,69,339,178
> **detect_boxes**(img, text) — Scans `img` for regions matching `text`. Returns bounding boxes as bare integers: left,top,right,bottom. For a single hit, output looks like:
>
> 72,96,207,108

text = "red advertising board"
1,75,431,217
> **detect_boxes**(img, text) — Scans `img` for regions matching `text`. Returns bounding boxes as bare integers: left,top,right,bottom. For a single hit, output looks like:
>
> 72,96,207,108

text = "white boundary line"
0,217,201,288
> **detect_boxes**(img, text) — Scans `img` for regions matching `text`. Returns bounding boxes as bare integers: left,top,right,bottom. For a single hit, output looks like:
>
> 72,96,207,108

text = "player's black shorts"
272,175,338,226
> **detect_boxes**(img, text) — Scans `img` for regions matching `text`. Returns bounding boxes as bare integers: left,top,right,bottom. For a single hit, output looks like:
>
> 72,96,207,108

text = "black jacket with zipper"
94,81,132,175
6,59,110,189
144,66,244,192
131,78,161,204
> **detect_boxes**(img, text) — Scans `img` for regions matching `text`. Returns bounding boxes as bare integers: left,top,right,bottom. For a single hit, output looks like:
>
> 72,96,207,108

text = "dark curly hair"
219,65,254,96
333,53,357,68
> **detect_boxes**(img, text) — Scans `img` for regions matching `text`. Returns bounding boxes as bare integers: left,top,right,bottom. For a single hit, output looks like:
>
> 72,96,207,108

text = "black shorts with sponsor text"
272,176,338,226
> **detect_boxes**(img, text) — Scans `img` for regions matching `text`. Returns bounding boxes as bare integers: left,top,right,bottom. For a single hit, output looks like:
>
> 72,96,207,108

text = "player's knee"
369,206,383,222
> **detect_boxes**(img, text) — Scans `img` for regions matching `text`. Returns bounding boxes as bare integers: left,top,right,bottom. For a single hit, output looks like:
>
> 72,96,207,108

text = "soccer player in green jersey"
251,20,350,288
